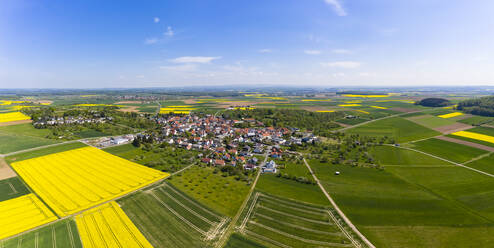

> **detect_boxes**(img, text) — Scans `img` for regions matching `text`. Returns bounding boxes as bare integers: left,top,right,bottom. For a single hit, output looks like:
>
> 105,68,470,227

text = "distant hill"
415,98,451,107
457,96,494,116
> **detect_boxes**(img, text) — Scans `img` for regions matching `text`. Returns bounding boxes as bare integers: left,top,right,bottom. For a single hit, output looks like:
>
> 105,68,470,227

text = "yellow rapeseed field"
0,194,57,239
438,112,463,118
451,131,494,144
342,94,390,98
76,202,153,248
356,110,370,114
12,146,169,217
370,106,388,109
338,104,361,107
0,112,31,123
315,110,335,113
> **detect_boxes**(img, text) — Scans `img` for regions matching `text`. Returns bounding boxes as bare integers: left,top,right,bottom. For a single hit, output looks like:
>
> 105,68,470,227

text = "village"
135,114,318,173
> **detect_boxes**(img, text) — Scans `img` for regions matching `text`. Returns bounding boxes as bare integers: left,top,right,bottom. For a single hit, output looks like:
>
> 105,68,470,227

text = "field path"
214,150,267,248
386,145,494,178
338,110,421,132
303,158,375,248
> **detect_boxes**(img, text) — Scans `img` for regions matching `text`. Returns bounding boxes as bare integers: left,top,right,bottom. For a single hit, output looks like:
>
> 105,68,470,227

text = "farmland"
169,166,253,217
118,182,229,247
1,219,83,248
237,192,355,248
0,112,31,123
0,177,30,202
0,123,61,154
76,201,153,247
0,194,58,240
346,117,441,143
11,146,168,216
411,138,487,163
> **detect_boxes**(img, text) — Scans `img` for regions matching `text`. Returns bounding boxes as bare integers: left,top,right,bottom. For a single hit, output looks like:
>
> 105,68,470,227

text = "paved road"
303,158,375,248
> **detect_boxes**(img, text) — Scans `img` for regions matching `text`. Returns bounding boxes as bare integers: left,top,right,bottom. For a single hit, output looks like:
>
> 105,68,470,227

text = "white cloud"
164,26,174,37
160,64,197,72
321,61,361,69
154,17,160,23
304,50,321,55
324,0,347,16
259,49,272,53
379,28,399,36
170,56,221,64
144,38,158,45
331,49,352,54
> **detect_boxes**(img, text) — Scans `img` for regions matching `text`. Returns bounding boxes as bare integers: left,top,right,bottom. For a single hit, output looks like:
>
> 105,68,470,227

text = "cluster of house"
33,116,112,127
88,134,136,148
143,114,316,171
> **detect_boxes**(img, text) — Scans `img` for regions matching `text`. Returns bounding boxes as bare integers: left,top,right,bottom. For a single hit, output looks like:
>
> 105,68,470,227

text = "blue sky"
1,0,494,88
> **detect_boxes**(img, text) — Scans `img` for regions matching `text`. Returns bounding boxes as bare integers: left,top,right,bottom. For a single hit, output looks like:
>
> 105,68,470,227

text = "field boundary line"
206,217,228,241
240,192,260,231
66,221,76,248
8,182,18,195
387,145,494,178
162,182,223,220
244,229,292,248
158,187,216,225
327,210,361,248
303,158,374,248
150,191,206,236
34,232,39,248
51,225,56,248
258,193,326,212
249,221,353,247
254,212,344,236
257,205,332,225
464,152,493,165
337,110,421,132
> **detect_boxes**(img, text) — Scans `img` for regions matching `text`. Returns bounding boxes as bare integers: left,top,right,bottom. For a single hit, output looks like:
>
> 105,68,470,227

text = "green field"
239,192,352,248
458,116,494,126
169,166,252,217
0,219,83,248
346,117,441,143
465,126,494,136
464,153,494,175
0,123,62,154
411,138,487,163
104,143,199,173
4,142,87,163
224,233,267,248
371,145,453,166
0,177,30,202
119,183,227,247
408,115,455,128
308,160,494,248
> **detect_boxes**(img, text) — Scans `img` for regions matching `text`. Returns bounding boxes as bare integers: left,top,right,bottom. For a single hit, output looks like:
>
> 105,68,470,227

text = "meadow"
371,145,453,166
346,117,441,143
11,146,168,216
169,165,251,217
0,219,82,248
407,115,455,128
464,153,494,175
411,138,487,163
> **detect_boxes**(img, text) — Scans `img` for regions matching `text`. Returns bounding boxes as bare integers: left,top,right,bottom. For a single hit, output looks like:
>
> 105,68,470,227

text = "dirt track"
436,136,494,152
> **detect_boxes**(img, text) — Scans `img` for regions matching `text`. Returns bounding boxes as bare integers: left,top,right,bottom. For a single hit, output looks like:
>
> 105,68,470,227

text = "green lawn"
346,117,441,143
371,145,453,166
168,166,252,217
5,142,87,163
0,177,30,202
411,138,487,163
1,219,82,248
308,160,494,247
